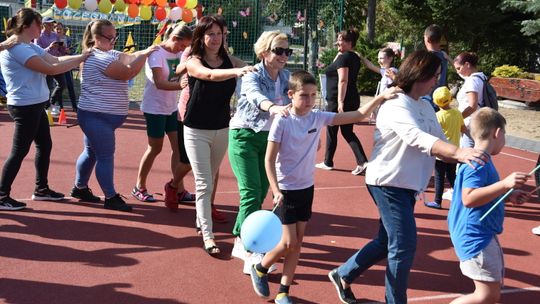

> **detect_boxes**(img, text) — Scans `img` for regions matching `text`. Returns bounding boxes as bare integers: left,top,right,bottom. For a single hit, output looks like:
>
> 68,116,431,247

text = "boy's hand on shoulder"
502,172,529,191
508,190,529,206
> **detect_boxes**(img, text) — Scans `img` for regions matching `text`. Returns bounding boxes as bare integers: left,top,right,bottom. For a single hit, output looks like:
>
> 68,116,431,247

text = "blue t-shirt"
448,160,504,261
0,43,49,106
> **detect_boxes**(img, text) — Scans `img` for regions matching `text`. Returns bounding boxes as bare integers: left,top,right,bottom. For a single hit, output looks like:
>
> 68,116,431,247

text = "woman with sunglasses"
72,19,158,212
315,28,369,176
183,16,255,255
132,24,192,204
0,8,91,211
229,31,292,271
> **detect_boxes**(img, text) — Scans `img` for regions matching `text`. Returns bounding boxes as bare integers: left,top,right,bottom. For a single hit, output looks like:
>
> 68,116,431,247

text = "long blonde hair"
82,19,114,50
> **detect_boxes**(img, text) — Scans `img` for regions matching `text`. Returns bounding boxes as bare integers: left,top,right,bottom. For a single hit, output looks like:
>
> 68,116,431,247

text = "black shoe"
104,194,132,212
32,186,65,201
0,196,26,211
71,186,101,203
328,268,357,304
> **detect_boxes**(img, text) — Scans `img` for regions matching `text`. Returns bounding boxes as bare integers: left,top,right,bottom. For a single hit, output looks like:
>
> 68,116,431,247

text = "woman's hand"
381,86,402,100
269,104,291,117
0,36,19,51
143,45,160,56
235,65,257,77
80,48,93,60
456,147,489,168
385,69,397,80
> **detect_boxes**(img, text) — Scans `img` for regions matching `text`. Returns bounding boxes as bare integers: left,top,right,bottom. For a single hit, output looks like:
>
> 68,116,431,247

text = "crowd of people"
1,8,539,304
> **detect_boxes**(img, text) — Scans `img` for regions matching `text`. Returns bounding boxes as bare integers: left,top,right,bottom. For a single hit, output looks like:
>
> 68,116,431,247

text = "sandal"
132,186,156,202
204,240,220,256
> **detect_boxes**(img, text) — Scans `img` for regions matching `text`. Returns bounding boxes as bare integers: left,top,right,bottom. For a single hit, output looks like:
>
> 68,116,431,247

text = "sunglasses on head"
271,47,293,56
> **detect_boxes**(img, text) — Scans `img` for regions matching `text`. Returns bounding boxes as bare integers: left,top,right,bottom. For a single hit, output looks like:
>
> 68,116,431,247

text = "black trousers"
47,74,66,109
433,160,457,204
323,124,367,167
0,102,52,196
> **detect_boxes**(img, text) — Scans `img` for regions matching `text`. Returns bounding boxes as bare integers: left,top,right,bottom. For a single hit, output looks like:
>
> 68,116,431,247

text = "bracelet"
267,104,275,112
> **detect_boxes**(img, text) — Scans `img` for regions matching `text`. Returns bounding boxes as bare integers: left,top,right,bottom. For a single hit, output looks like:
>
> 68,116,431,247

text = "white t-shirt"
457,72,485,127
268,110,335,190
365,93,446,192
140,46,182,115
0,43,49,106
379,67,398,94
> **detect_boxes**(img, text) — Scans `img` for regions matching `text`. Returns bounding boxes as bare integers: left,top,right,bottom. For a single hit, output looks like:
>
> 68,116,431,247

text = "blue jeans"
75,109,126,198
337,185,417,304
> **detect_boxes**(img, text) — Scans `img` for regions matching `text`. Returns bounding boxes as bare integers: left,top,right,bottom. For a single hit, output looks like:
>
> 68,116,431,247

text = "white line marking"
500,152,537,162
362,286,540,303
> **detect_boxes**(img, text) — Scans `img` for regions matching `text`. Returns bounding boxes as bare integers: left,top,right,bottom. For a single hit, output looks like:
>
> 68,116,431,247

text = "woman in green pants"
229,30,293,272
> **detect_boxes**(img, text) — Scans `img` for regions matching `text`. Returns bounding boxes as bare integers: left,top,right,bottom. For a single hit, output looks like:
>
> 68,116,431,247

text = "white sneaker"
532,226,540,235
351,163,367,176
442,188,454,201
315,162,333,170
231,237,246,260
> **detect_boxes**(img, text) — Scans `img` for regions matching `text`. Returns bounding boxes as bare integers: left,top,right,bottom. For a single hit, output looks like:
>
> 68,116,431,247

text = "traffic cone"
46,108,54,126
57,109,67,125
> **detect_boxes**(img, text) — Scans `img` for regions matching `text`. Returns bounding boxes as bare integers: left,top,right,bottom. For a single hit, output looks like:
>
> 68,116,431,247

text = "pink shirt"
177,47,191,121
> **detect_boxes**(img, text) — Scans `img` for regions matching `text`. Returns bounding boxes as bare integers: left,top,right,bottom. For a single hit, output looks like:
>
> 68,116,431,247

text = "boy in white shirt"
248,70,399,303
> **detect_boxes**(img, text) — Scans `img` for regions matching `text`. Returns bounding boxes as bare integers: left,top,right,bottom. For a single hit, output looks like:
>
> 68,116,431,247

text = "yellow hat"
433,86,452,108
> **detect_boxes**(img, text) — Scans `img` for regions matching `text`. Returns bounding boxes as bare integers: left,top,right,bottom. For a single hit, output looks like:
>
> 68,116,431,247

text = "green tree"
502,0,540,36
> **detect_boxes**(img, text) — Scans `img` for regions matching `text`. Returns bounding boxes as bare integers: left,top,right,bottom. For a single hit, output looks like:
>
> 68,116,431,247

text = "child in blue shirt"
448,107,530,304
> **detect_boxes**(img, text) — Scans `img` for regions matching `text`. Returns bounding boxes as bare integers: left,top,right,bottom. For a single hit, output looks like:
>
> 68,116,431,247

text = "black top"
184,56,236,130
325,51,361,112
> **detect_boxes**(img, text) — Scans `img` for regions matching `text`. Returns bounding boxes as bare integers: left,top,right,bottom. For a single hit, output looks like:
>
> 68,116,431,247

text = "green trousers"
229,128,270,236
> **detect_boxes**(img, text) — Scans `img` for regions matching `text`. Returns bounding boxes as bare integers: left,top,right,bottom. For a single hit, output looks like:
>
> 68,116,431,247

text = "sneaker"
212,205,228,223
177,190,195,203
244,253,277,274
232,237,247,260
32,187,65,201
351,163,367,176
424,201,442,209
0,196,26,211
250,264,270,298
71,186,101,203
164,180,178,212
328,268,357,304
442,188,454,201
275,293,294,304
104,194,132,212
315,162,333,170
532,225,540,235
131,186,156,202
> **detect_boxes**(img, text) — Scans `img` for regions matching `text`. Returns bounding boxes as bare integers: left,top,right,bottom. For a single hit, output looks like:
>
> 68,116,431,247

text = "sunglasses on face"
99,33,119,43
271,47,293,56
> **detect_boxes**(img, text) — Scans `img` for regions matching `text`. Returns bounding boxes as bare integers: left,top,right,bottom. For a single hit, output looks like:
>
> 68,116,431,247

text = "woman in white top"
329,50,487,304
454,52,486,148
0,8,90,211
72,19,158,212
132,24,192,206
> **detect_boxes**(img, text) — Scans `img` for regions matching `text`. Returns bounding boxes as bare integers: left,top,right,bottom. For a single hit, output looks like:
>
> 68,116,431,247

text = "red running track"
0,108,539,303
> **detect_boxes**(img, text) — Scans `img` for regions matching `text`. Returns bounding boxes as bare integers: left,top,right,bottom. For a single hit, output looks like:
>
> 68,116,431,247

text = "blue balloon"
241,210,282,253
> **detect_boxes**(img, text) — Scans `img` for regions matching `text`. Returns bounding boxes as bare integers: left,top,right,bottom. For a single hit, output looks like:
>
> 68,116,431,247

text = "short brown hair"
338,28,360,47
470,108,506,141
454,52,479,67
424,24,442,43
289,70,316,92
392,50,441,93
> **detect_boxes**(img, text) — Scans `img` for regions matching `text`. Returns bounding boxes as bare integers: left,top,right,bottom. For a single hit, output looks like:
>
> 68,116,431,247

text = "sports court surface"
1,109,539,303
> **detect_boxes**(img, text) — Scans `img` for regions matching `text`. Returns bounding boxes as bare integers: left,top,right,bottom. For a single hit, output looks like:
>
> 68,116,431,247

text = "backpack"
473,74,498,111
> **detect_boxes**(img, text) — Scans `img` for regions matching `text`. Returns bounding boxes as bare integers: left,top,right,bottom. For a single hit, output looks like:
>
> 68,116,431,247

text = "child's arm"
331,86,401,125
462,171,530,208
358,53,380,74
265,140,284,206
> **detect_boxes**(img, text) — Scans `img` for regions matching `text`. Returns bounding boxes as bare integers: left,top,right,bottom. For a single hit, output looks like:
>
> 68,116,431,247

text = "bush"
492,65,525,78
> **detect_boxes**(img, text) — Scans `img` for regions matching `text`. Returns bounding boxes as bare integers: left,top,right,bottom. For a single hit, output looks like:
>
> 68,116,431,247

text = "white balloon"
85,0,97,11
169,7,182,21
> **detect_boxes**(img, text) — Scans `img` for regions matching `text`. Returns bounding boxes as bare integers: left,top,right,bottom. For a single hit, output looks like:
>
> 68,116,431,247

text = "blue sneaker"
328,268,357,304
250,264,269,298
424,201,442,209
275,293,294,304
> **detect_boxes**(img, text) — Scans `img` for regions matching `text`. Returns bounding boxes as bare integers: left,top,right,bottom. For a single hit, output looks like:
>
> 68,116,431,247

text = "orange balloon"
55,0,67,9
176,0,186,8
155,6,166,20
156,0,167,7
127,3,139,18
182,8,193,22
141,0,152,5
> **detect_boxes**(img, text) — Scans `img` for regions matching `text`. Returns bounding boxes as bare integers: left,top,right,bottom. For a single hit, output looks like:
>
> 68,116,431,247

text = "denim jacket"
230,62,291,132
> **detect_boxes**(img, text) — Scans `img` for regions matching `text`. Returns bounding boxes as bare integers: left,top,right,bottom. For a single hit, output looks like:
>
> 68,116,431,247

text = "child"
360,47,398,95
448,108,530,304
248,70,399,304
422,24,452,111
424,86,465,209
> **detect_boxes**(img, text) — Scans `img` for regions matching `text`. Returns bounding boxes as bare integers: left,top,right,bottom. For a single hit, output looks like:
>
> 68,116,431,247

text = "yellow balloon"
114,0,126,12
185,0,197,9
67,0,82,10
140,5,152,21
98,0,112,14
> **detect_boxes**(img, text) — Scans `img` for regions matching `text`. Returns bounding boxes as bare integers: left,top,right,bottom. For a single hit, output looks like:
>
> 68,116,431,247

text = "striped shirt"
78,49,129,115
